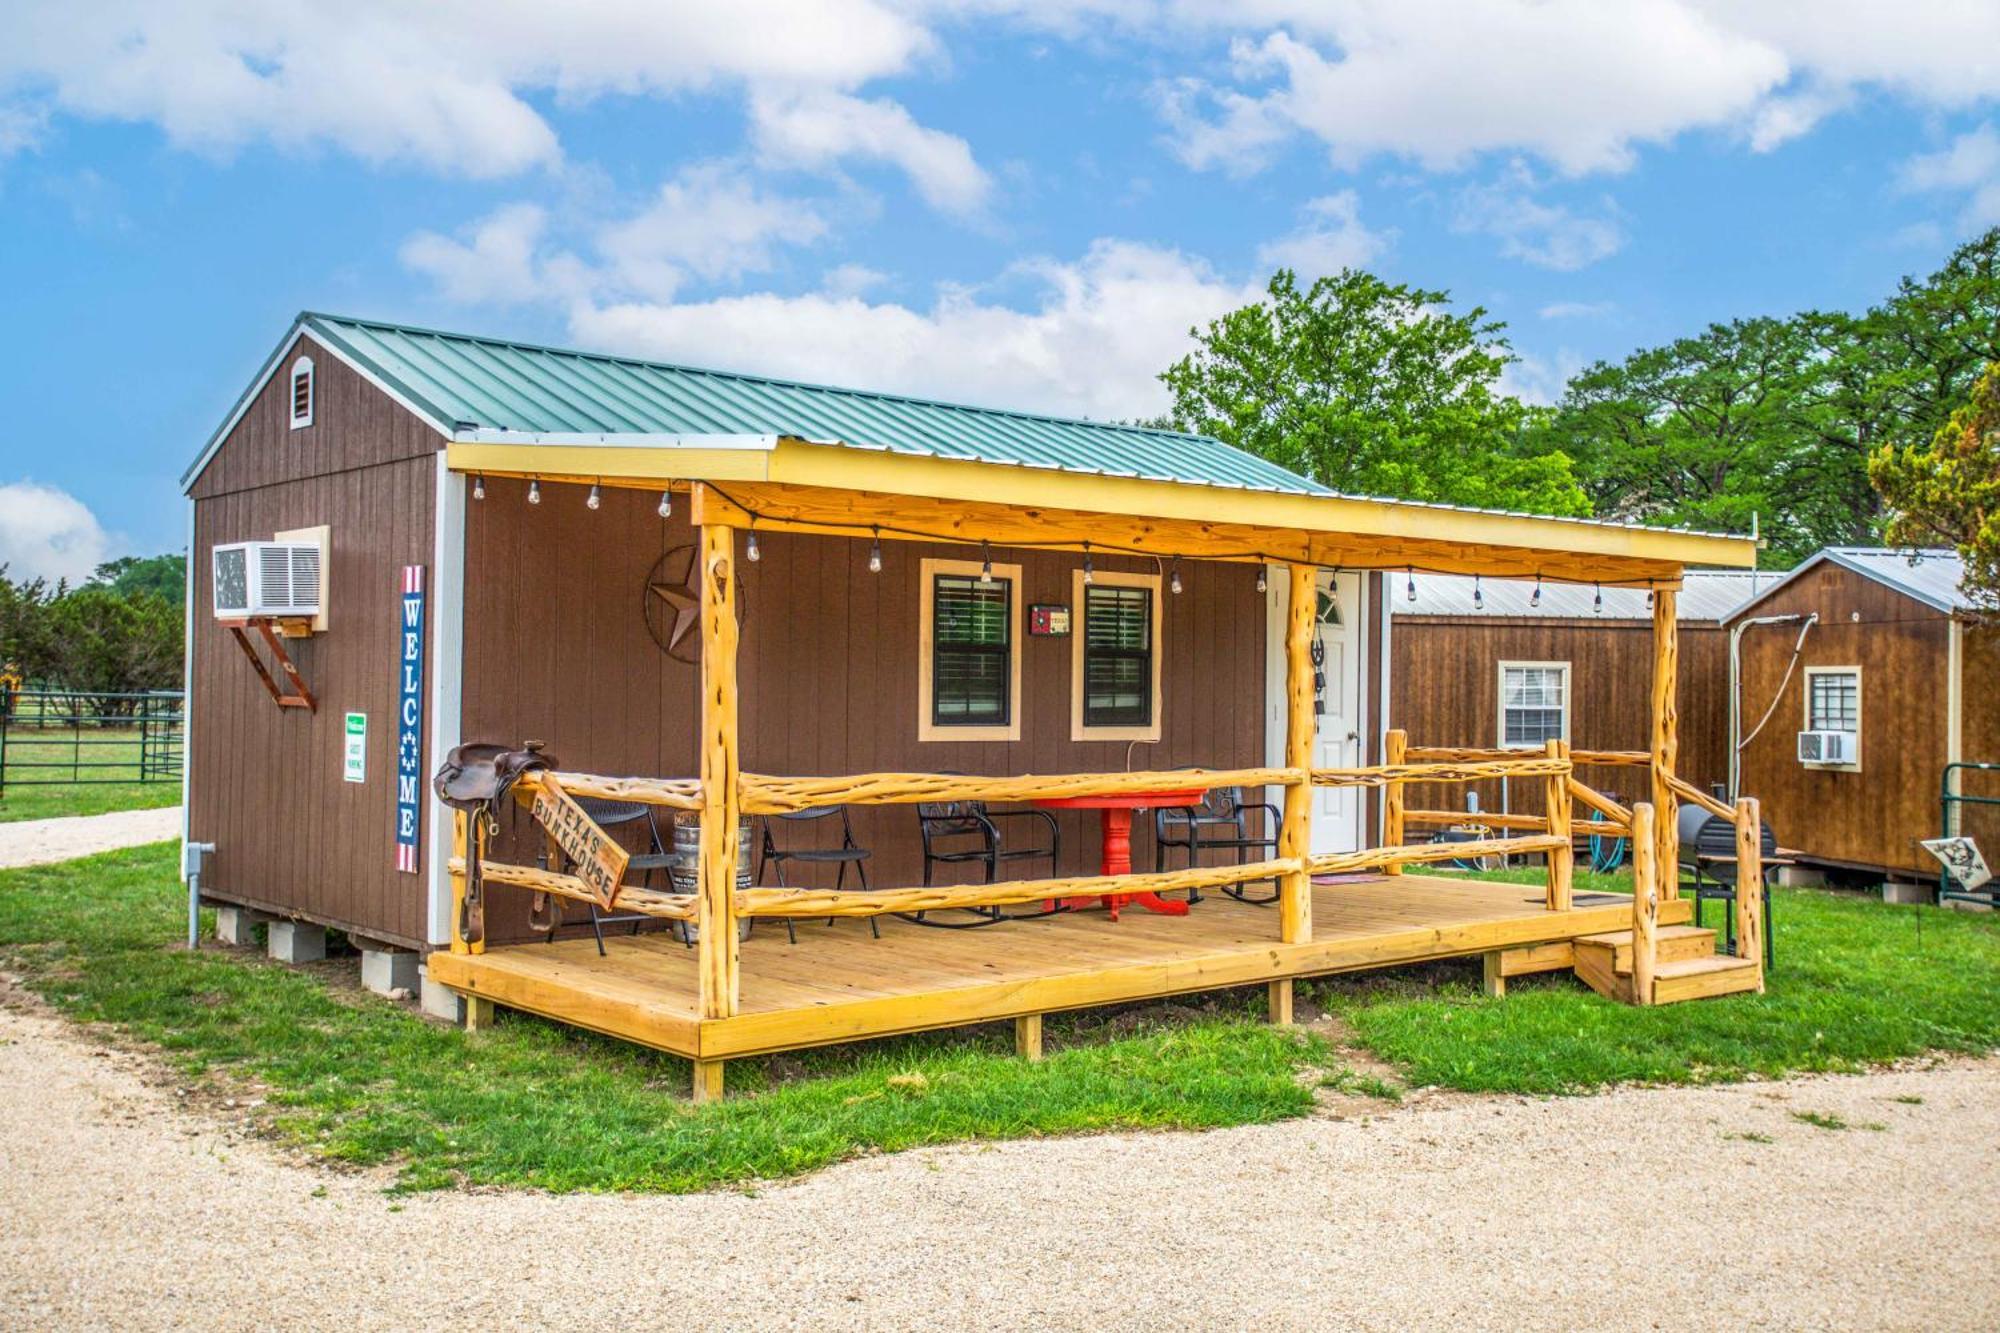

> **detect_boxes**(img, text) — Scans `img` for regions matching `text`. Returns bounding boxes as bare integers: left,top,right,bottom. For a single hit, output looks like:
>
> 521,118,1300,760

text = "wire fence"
0,689,185,794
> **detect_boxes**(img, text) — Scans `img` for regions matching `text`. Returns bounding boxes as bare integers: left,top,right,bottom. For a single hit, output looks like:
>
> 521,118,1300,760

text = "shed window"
289,356,314,430
1499,662,1568,748
919,557,1022,742
1082,585,1152,728
1807,670,1859,733
1070,568,1162,741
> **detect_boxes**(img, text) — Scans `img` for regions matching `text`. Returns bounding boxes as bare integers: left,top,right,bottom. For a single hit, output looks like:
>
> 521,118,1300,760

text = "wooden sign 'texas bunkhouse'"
531,776,632,908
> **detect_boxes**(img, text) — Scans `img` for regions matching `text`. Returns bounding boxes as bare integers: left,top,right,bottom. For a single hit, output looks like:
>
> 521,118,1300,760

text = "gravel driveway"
2,998,1995,1331
0,806,181,869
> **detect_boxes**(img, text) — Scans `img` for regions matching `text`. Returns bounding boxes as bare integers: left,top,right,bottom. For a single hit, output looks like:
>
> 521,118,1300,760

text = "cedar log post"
449,808,470,955
1650,587,1680,911
1734,796,1766,992
1543,737,1573,911
697,513,742,1034
1278,564,1317,944
1629,801,1659,1006
1382,728,1408,874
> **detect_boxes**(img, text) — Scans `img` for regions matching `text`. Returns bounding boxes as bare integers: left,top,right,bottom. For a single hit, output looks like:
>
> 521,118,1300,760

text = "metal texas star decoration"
645,544,704,664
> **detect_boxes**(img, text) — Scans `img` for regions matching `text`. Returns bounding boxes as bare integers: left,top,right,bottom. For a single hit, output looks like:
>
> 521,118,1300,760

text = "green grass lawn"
1314,865,2000,1094
0,842,1346,1192
2,845,1997,1193
0,729,182,822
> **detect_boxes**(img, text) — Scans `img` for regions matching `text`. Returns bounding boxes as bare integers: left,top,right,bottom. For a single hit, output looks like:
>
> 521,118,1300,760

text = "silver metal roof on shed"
1725,547,1972,618
1395,570,1769,622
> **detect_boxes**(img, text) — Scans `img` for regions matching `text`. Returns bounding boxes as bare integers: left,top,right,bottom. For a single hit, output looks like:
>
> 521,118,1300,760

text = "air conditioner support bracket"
219,618,317,712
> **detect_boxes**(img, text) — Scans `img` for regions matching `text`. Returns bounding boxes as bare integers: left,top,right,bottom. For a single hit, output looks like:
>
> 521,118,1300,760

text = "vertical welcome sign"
395,565,427,874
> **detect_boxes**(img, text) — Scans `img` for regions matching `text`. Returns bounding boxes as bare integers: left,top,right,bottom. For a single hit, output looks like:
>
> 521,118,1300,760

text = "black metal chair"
567,797,669,957
912,795,1062,928
1154,786,1281,905
1680,813,1779,969
758,805,877,942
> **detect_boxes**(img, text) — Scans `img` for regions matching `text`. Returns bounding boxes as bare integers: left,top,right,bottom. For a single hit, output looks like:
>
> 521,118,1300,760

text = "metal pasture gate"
0,690,185,796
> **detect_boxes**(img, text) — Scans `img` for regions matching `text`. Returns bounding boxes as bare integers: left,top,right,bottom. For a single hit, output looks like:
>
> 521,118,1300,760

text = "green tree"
89,553,186,604
1531,315,1867,565
1161,269,1589,515
1870,362,2000,614
1862,229,2000,446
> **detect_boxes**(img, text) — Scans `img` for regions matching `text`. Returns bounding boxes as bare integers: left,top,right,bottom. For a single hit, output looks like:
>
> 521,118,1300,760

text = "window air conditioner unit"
1797,730,1856,766
212,541,323,620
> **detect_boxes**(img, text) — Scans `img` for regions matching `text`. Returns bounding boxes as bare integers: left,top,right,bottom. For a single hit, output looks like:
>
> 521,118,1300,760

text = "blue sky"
3,2,1999,580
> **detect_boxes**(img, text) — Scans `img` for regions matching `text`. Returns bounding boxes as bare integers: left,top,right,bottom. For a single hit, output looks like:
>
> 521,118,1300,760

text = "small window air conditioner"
212,540,323,619
1797,729,1856,766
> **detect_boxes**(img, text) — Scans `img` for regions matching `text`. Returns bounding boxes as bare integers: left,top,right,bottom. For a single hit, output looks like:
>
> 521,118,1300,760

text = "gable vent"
289,355,314,430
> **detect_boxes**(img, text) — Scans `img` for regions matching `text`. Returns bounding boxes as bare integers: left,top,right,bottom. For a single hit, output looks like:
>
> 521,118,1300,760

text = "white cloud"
567,239,1259,420
0,481,113,586
1254,190,1389,276
598,163,830,299
1453,166,1624,270
749,89,991,215
1501,346,1589,407
1537,300,1613,320
1155,0,2000,178
400,204,592,306
819,262,890,297
403,165,830,306
0,2,963,192
1899,124,2000,230
0,101,45,155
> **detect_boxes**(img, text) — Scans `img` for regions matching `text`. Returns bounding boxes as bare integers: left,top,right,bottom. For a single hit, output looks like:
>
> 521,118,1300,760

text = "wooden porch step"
1651,954,1762,1004
1574,924,1717,975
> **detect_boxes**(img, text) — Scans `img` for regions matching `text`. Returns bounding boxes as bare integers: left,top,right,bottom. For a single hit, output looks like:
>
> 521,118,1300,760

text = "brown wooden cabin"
182,313,1760,1098
1728,548,1999,885
1386,572,1763,828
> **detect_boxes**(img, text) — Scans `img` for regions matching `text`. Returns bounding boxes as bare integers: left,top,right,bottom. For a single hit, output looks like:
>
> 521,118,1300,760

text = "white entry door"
1266,567,1366,855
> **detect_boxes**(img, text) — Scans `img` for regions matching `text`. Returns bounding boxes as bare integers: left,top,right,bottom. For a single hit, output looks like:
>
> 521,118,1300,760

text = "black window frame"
1080,581,1154,729
929,572,1014,729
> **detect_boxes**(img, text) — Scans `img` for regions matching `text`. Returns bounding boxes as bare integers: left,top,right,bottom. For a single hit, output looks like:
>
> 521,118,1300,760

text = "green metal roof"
277,311,1329,496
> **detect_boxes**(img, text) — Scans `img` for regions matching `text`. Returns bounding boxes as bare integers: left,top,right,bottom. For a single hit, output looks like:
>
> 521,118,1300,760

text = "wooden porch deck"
426,874,1693,1061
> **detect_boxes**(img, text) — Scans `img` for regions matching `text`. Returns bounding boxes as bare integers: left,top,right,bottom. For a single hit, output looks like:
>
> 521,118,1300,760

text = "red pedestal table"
1031,789,1207,920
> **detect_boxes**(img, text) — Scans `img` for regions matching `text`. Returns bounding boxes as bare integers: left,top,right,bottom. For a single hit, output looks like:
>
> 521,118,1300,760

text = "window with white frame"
289,355,314,430
1806,668,1859,733
1498,661,1569,748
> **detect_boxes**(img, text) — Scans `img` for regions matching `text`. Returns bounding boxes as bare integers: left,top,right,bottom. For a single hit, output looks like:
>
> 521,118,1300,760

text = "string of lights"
469,471,1668,600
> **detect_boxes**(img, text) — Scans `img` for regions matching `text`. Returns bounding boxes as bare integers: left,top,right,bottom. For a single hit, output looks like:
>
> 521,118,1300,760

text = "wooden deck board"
426,875,1690,1060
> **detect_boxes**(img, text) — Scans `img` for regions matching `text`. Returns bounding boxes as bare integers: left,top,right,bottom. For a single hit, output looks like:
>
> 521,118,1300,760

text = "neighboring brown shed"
1727,548,1999,883
1386,571,1762,825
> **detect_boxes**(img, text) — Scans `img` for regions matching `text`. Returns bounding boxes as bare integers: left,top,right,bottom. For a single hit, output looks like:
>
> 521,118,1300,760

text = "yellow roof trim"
446,436,1756,569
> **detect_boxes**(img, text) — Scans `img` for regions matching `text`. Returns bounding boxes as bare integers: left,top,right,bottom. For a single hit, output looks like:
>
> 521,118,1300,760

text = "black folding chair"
911,795,1062,928
1154,786,1281,905
758,805,877,942
1680,815,1779,970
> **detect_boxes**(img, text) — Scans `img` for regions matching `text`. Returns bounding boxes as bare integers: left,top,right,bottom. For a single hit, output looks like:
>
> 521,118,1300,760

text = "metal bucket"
670,814,753,942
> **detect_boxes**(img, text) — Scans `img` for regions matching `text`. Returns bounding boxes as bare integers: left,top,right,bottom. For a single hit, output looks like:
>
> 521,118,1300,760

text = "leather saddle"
433,741,555,946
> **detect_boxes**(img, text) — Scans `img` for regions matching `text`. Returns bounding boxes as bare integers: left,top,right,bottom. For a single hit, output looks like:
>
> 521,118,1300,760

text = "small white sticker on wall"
344,712,367,783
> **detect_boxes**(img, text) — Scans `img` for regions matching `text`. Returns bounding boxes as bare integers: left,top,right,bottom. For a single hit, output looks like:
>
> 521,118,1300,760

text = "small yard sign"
343,712,367,783
1920,836,1992,892
531,777,632,907
394,566,427,875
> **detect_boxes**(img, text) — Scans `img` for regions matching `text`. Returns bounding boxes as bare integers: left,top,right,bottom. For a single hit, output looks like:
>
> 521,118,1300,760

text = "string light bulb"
868,528,883,574
1406,568,1416,603
979,540,995,585
1082,543,1094,585
1593,582,1603,615
527,478,541,506
656,489,672,519
1530,573,1542,609
472,474,485,501
746,530,760,562
1255,565,1268,594
1169,555,1183,595
586,482,602,511
1472,574,1483,611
